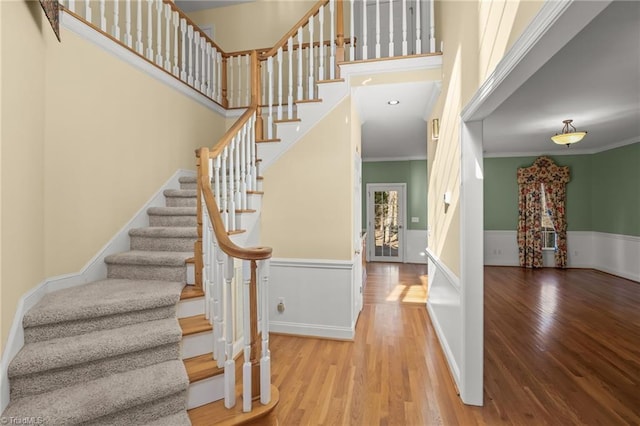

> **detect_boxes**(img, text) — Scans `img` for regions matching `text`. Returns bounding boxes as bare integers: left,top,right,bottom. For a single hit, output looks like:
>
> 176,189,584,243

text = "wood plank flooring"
241,264,640,425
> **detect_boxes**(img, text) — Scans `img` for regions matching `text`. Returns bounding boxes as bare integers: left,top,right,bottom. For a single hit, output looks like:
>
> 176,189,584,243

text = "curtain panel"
517,156,570,268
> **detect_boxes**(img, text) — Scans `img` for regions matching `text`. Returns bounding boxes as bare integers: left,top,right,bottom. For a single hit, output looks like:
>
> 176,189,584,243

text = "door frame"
366,183,407,263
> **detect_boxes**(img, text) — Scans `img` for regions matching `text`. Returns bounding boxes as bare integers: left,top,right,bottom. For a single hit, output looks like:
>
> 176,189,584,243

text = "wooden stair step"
181,285,204,300
294,98,322,104
188,384,279,426
183,353,224,383
179,314,212,336
317,78,345,84
256,138,281,143
273,118,301,124
236,209,256,214
227,229,246,236
247,190,264,195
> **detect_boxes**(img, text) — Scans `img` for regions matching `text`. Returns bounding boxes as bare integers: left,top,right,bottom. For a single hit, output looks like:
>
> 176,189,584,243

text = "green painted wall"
362,160,428,230
591,143,640,236
484,142,640,236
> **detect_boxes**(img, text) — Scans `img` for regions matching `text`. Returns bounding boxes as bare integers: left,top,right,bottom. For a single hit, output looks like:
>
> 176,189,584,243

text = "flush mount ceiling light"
387,100,400,105
551,119,587,147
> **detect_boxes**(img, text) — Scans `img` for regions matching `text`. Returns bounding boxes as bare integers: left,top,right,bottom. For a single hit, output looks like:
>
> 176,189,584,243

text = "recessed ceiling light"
388,100,400,105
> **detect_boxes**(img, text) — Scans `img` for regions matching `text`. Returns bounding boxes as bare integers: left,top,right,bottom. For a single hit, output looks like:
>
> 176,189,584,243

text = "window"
540,184,556,250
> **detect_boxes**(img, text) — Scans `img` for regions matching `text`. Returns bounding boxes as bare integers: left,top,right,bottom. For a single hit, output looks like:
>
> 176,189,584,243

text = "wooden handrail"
162,0,227,56
260,0,329,59
228,37,355,58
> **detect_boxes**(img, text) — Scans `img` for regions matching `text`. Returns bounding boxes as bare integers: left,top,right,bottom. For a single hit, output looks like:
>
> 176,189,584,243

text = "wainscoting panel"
405,230,428,264
269,258,355,340
484,230,638,282
426,250,462,390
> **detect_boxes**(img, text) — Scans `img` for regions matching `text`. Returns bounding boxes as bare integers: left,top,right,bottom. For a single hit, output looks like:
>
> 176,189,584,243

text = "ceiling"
175,0,254,13
356,0,639,160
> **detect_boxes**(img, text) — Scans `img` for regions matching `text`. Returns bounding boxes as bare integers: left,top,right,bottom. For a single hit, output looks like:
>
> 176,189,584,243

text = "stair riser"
149,215,197,227
24,305,176,343
165,197,197,208
177,297,205,319
10,344,180,399
180,182,197,190
182,330,214,359
130,236,197,252
187,375,225,409
108,265,186,283
86,391,188,426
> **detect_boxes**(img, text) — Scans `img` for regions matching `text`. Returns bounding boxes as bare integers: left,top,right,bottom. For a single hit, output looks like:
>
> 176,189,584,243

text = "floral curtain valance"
517,156,570,185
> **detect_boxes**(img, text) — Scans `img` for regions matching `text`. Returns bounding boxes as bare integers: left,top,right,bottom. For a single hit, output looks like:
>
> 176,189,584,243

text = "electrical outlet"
277,297,285,313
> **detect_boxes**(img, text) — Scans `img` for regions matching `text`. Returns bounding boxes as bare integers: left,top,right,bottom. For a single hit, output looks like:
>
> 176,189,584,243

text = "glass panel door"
367,184,405,262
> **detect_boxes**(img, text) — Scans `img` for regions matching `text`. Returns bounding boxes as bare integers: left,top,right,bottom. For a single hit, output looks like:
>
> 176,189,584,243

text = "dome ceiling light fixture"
551,119,587,147
387,100,400,105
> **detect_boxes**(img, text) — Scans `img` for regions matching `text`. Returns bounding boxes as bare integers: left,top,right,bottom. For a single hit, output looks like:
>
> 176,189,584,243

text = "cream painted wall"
428,0,542,276
1,1,47,352
261,97,353,260
1,2,226,351
187,0,317,52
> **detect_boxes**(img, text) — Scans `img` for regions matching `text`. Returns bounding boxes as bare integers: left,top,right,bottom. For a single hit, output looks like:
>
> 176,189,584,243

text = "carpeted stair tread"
105,250,193,266
23,279,184,328
178,176,197,184
9,318,182,377
139,410,192,426
129,226,198,238
2,360,189,424
148,206,197,216
164,189,197,197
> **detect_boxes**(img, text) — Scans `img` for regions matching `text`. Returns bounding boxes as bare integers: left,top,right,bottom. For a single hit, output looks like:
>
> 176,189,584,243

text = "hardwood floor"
246,264,640,425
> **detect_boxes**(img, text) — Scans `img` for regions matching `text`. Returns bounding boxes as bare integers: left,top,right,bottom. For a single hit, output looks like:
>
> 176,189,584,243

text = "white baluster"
277,47,283,120
228,138,236,232
221,147,228,230
156,0,163,66
84,0,91,23
164,4,171,71
259,259,271,404
362,1,368,60
173,12,180,76
261,59,267,108
224,255,236,409
215,244,225,367
430,0,436,53
124,0,132,47
388,0,394,57
201,37,207,93
375,0,381,58
240,125,247,211
146,0,153,61
297,28,303,101
136,1,143,54
236,55,242,107
402,0,408,55
329,0,336,79
250,113,257,192
112,0,120,40
229,55,234,108
212,47,219,101
202,207,209,321
267,56,274,139
415,0,422,54
180,19,187,81
319,5,325,81
287,37,293,119
206,44,213,97
349,0,355,61
216,52,223,103
308,16,314,99
245,54,250,106
67,0,75,13
194,33,200,89
242,260,252,412
234,134,242,215
187,25,194,86
99,0,106,32
214,156,222,214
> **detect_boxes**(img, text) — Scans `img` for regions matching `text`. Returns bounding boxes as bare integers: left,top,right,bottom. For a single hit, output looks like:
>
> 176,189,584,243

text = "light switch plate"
411,217,419,223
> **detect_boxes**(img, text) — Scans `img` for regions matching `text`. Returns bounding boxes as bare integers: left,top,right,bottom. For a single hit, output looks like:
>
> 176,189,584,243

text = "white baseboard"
425,249,461,389
484,230,639,281
0,169,195,413
268,258,355,340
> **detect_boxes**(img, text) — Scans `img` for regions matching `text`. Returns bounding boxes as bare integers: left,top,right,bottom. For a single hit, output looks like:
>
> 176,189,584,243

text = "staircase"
1,176,259,424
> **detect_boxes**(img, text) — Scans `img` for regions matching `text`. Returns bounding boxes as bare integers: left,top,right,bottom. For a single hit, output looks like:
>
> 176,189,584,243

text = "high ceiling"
174,0,254,13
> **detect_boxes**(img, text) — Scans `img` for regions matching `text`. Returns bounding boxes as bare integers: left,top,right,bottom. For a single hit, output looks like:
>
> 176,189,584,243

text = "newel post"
335,0,345,77
254,54,264,142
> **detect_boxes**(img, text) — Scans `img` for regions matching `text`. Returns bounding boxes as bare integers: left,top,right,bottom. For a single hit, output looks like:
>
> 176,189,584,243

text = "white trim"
270,258,354,270
363,155,427,162
404,229,428,264
340,55,443,78
484,137,639,158
426,303,460,382
425,248,460,291
0,169,195,413
61,11,231,118
270,322,354,340
366,183,407,263
592,232,640,282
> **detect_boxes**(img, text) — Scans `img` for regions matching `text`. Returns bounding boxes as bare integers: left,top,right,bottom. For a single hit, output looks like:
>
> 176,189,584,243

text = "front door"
366,183,405,262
